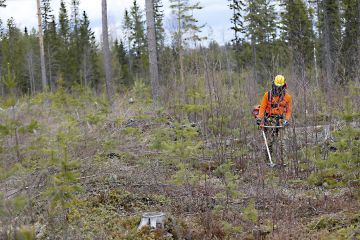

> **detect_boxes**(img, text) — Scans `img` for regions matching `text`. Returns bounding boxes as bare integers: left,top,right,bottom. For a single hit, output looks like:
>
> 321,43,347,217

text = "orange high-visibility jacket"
258,91,292,121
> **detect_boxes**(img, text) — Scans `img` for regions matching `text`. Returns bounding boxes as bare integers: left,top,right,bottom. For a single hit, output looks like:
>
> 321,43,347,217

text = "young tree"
308,97,360,191
102,0,114,103
169,0,203,93
145,0,160,106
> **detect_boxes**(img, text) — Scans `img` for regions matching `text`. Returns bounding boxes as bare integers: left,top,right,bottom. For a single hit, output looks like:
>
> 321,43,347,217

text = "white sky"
0,0,233,45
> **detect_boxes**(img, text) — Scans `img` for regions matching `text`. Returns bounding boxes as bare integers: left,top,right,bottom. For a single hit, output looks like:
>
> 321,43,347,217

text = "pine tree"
244,0,277,84
340,0,359,83
129,0,148,77
114,39,131,86
153,0,165,52
42,0,57,91
46,127,82,238
69,0,81,86
122,9,134,81
41,0,52,30
0,0,5,7
1,18,27,93
281,0,314,81
319,0,341,86
57,0,71,86
24,27,39,94
228,0,245,45
46,16,58,91
308,97,360,191
169,0,204,93
79,11,100,88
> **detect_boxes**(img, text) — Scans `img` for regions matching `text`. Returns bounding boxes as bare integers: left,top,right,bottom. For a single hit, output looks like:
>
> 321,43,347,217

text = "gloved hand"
283,120,289,127
256,118,262,126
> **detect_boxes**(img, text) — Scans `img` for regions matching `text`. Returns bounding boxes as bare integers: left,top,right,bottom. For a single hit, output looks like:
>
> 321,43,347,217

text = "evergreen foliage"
114,39,131,86
341,0,360,82
281,0,314,81
0,1,360,238
308,97,360,190
228,0,245,45
153,0,165,52
129,0,148,77
244,0,277,83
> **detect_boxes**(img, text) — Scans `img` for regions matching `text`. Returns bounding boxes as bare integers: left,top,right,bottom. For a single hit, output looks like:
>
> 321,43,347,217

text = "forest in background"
0,0,359,239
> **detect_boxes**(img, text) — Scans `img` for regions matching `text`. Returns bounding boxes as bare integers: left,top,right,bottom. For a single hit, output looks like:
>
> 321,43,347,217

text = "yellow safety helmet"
274,75,285,87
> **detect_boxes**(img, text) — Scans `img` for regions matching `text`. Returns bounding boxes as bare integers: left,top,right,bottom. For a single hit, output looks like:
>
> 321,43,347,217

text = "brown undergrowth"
0,89,359,239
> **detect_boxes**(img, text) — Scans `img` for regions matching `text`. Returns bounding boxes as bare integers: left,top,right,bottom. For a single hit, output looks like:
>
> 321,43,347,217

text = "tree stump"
138,212,165,230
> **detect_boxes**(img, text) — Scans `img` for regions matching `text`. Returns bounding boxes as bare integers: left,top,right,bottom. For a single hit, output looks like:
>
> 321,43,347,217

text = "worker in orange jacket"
256,75,292,128
255,75,292,165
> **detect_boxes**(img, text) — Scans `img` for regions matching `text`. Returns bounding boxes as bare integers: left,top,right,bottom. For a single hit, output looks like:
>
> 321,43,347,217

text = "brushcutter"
261,125,285,168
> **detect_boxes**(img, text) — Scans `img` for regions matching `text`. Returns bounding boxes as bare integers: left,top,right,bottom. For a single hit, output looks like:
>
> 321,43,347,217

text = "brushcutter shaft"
262,130,275,167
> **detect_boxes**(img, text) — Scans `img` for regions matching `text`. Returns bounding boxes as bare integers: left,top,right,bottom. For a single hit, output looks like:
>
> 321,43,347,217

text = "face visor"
272,83,285,96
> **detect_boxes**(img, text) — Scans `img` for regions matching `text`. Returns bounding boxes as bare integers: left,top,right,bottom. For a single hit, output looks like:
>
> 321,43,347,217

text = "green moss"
122,127,140,136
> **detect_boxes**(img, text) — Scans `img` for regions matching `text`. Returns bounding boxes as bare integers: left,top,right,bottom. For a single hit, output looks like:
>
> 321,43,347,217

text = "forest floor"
0,91,359,240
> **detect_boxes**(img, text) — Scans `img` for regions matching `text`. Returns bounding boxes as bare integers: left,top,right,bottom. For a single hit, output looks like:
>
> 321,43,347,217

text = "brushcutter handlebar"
262,125,285,129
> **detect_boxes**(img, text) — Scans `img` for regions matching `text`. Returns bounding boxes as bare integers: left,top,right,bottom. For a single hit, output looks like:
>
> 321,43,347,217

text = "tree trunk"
358,0,360,83
176,3,185,101
27,50,35,95
36,0,47,92
83,51,88,87
47,46,54,91
323,2,332,88
145,0,160,106
101,0,114,104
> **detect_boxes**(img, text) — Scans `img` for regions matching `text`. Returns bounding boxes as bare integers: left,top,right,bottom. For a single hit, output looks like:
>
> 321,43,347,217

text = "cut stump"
138,212,165,230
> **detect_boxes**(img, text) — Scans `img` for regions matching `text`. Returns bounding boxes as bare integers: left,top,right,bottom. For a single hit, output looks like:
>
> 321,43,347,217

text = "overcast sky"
1,0,233,45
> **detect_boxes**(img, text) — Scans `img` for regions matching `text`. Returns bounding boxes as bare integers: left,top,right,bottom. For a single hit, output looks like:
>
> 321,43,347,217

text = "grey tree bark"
26,50,35,95
145,0,160,106
36,0,48,92
101,0,114,103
